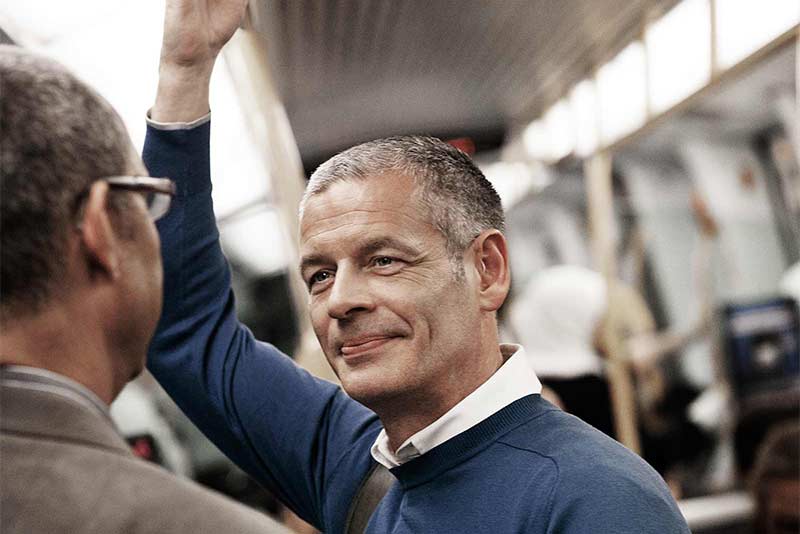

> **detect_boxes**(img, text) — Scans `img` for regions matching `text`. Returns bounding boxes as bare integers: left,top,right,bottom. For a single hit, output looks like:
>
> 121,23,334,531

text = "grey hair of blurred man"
300,135,505,277
0,45,139,323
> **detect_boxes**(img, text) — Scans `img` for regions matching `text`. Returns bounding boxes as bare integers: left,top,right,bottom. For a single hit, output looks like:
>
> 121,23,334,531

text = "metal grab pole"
222,28,338,382
585,152,641,454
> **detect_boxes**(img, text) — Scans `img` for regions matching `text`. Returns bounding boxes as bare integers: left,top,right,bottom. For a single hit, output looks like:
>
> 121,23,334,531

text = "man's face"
299,175,481,408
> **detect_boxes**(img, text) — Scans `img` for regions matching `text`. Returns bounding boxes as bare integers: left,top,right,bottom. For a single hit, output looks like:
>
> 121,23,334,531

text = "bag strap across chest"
344,463,394,534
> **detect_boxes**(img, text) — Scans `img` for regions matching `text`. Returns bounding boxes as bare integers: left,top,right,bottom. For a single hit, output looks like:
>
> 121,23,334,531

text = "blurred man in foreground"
0,46,287,534
144,1,690,532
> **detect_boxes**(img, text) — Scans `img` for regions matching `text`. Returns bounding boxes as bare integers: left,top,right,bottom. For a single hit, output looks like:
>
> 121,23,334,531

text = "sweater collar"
371,344,542,469
389,394,552,489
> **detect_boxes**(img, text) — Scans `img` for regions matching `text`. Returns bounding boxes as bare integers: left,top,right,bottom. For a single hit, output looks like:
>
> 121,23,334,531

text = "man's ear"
79,181,120,281
471,230,510,312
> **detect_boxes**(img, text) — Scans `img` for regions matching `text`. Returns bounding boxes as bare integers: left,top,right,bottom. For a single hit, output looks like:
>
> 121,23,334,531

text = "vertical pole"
222,28,338,382
796,25,799,155
585,152,641,454
709,0,719,77
641,12,652,122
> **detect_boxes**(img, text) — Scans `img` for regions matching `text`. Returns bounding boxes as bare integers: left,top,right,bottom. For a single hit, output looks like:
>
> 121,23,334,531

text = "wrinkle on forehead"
300,211,444,265
302,206,431,242
299,178,433,242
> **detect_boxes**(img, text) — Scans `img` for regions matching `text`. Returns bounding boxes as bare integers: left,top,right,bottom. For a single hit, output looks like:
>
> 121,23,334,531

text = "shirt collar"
370,344,541,468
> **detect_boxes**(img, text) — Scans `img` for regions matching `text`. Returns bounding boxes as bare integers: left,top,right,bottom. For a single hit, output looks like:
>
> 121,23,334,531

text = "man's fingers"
160,0,248,69
154,0,242,122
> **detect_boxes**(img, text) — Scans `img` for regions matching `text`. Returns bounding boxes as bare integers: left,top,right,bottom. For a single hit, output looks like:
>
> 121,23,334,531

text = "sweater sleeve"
142,121,379,530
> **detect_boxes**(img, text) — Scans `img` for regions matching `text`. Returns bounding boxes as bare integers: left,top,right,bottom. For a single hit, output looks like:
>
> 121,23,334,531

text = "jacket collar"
1,365,131,456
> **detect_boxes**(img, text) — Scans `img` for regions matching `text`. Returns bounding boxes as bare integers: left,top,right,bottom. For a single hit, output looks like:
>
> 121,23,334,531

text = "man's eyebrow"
359,237,420,257
299,254,330,274
299,237,420,273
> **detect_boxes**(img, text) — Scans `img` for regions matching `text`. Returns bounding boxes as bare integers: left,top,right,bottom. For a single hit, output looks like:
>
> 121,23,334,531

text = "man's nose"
326,265,374,320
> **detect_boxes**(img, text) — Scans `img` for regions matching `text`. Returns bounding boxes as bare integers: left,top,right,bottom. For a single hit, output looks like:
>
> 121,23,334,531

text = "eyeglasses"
104,176,176,221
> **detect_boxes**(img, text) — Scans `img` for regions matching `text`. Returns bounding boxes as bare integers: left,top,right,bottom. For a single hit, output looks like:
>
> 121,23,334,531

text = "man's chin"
338,371,398,409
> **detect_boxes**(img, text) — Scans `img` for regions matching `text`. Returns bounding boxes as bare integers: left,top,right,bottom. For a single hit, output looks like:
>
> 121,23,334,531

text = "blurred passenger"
750,422,800,534
140,1,690,532
511,265,714,495
0,46,287,534
509,265,615,437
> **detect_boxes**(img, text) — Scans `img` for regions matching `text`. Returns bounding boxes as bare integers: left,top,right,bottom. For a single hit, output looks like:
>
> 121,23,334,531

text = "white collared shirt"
370,344,542,469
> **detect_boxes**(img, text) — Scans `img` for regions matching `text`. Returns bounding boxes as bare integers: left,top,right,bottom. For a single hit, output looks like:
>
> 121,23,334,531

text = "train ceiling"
248,0,679,168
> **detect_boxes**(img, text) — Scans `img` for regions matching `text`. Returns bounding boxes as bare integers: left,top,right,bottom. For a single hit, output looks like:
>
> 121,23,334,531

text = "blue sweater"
143,121,690,533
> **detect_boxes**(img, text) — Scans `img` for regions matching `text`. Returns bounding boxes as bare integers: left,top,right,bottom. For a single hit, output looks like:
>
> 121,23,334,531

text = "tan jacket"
0,368,289,534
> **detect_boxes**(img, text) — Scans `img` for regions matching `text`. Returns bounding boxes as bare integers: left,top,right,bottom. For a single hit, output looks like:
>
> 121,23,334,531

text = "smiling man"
144,1,690,532
298,147,513,452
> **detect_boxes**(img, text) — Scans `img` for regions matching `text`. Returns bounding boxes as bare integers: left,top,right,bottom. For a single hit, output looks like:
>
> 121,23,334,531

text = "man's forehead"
298,178,446,261
300,176,427,230
317,173,418,201
299,205,428,250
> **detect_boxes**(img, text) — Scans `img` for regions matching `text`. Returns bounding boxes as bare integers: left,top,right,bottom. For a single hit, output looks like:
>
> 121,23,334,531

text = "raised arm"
144,1,379,529
151,0,243,122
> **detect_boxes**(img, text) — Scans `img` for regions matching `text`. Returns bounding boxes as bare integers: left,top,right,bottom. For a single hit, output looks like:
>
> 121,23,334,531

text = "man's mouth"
339,335,398,357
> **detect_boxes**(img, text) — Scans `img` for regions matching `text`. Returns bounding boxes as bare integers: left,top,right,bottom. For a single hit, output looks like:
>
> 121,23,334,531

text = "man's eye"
309,271,332,286
372,256,394,267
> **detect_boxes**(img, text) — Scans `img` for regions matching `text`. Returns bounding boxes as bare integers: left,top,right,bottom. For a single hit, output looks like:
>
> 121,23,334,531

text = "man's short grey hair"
300,136,505,275
0,46,135,322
